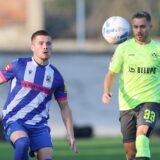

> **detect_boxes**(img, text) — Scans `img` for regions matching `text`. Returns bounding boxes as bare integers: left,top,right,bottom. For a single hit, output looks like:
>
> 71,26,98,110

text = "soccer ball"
102,16,131,44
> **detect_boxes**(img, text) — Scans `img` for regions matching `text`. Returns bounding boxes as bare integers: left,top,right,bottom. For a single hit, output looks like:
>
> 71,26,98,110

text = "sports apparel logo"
28,70,32,74
128,54,135,56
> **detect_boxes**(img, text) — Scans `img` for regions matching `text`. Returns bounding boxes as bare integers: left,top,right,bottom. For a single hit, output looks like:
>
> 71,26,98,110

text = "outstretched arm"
102,70,116,104
57,99,78,153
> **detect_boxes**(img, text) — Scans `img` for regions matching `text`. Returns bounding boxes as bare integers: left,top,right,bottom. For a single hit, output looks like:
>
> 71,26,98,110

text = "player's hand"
67,135,78,153
102,92,112,104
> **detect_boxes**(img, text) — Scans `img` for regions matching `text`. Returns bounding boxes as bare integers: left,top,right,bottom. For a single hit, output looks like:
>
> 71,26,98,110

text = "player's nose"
43,43,48,49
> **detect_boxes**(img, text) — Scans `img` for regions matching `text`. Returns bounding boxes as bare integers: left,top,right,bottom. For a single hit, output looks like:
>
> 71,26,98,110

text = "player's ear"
31,45,34,52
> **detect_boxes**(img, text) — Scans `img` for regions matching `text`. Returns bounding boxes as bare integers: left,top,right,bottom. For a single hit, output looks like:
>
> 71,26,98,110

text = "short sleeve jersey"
0,57,67,127
109,38,160,110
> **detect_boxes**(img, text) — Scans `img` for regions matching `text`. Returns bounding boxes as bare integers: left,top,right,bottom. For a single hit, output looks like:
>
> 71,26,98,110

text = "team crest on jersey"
46,75,51,82
151,52,160,60
151,52,157,58
4,64,12,72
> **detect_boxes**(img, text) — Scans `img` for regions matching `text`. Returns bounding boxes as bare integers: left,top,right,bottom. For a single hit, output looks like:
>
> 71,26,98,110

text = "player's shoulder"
10,57,31,66
48,63,58,71
48,64,62,75
115,38,133,53
148,40,160,54
116,38,133,50
119,38,134,47
15,57,32,63
49,64,64,80
150,39,160,47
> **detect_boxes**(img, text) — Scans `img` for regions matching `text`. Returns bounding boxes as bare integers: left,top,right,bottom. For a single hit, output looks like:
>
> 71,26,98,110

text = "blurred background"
0,0,160,140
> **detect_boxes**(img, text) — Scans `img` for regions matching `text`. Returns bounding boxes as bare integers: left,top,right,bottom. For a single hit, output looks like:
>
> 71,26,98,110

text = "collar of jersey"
32,57,50,68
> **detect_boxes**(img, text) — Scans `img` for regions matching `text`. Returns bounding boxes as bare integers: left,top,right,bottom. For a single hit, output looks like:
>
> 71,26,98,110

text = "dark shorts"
4,121,53,151
120,102,160,143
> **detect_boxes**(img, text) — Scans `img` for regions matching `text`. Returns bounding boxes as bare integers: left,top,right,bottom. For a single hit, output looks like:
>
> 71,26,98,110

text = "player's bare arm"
57,100,78,153
0,75,6,84
102,70,116,104
0,77,3,84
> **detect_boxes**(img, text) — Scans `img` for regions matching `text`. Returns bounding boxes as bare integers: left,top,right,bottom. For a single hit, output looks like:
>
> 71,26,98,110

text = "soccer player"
102,11,160,160
0,30,78,160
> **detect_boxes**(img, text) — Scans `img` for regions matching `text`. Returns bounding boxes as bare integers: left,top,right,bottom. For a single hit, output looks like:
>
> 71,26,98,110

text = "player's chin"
136,35,144,40
42,54,50,60
40,57,49,63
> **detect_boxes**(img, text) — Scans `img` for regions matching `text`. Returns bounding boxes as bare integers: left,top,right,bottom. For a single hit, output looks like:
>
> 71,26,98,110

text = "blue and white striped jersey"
0,57,67,127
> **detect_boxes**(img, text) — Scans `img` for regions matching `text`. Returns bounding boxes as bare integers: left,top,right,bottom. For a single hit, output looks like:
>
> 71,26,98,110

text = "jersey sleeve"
0,59,18,82
109,44,124,73
54,71,67,101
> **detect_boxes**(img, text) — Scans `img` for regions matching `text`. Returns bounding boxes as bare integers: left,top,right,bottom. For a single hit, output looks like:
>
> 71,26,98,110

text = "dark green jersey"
109,38,160,110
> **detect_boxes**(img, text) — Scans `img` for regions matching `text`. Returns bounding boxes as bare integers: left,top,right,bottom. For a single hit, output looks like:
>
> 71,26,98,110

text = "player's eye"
47,41,51,46
133,25,138,29
38,41,43,45
140,25,146,29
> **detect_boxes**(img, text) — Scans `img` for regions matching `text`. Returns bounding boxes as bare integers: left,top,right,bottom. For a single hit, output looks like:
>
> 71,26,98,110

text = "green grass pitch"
0,136,159,159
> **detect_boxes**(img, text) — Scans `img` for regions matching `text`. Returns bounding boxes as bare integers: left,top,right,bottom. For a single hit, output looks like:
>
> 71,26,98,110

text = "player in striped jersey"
0,30,78,160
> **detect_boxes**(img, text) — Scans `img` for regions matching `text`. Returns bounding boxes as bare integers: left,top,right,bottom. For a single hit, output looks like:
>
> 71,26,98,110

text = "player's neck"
33,56,48,66
135,37,151,45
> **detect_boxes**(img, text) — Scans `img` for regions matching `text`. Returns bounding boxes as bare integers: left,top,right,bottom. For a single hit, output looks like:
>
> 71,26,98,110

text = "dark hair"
131,11,151,22
31,30,51,41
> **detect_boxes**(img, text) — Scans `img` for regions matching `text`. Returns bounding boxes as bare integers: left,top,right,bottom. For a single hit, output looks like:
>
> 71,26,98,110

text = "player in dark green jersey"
102,11,160,160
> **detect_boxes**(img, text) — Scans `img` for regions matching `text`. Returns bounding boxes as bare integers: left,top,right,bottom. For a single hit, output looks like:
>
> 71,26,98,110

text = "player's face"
31,35,52,65
132,17,152,44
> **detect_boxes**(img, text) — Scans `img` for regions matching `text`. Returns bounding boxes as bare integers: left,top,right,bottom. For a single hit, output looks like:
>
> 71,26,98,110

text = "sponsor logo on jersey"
21,80,52,94
129,66,156,74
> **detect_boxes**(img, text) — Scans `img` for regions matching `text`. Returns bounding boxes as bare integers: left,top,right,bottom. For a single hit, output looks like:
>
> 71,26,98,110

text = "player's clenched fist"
102,92,112,104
